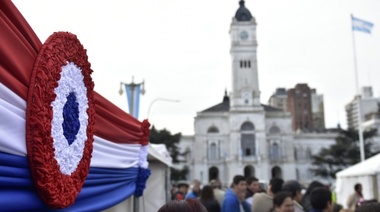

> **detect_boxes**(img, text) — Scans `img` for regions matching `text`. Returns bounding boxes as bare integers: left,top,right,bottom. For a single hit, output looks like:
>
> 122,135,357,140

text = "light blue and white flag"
352,15,374,34
125,83,141,118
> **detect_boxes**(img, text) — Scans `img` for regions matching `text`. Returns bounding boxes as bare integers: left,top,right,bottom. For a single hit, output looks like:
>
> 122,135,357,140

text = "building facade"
311,89,325,130
345,86,380,130
268,88,288,112
268,85,325,131
178,1,335,187
287,84,313,131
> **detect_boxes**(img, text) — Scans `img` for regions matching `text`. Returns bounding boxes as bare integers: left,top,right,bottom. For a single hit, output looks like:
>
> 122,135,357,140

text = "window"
207,126,219,133
271,143,280,160
306,147,312,160
241,122,254,131
296,168,300,180
240,122,255,157
269,126,280,134
209,143,218,160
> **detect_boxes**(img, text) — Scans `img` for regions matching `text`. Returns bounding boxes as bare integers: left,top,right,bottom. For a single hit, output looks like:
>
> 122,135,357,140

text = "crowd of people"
160,177,380,212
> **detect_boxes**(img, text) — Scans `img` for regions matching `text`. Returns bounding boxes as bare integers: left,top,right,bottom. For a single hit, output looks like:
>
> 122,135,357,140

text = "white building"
345,87,380,131
178,0,336,187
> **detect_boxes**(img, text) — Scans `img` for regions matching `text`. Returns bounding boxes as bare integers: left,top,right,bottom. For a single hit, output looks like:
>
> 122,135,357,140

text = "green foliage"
311,128,378,179
170,166,189,181
149,125,182,163
149,125,189,180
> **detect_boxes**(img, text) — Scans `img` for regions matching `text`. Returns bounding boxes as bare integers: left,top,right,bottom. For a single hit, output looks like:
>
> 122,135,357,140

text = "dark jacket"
201,199,221,212
245,188,254,199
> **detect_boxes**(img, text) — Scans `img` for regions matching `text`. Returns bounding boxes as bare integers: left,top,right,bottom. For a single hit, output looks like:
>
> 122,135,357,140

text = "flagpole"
351,14,365,162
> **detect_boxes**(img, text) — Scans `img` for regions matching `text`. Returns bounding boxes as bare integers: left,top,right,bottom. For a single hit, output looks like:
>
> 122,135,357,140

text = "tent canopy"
148,144,172,167
336,153,380,178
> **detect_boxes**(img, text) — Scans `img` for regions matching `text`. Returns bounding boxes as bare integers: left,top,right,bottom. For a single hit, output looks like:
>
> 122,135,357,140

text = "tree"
149,125,188,180
311,128,378,179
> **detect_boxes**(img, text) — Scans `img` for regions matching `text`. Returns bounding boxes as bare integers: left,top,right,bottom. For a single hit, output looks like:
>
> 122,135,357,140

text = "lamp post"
119,77,145,212
147,98,180,119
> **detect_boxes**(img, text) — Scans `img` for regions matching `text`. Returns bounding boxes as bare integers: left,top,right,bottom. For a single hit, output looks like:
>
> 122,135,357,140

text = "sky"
13,0,380,135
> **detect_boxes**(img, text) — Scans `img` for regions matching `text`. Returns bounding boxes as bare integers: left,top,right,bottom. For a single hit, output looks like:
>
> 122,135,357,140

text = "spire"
223,89,229,102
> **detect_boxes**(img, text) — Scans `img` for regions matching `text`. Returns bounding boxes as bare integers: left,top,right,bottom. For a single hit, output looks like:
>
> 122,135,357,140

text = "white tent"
140,144,173,211
335,153,380,208
104,144,172,212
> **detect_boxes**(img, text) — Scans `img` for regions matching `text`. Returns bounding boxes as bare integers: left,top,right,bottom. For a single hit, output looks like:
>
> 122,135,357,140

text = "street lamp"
147,98,180,119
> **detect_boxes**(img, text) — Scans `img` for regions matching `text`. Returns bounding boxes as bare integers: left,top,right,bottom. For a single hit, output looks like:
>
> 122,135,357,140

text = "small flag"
352,15,374,34
124,83,141,118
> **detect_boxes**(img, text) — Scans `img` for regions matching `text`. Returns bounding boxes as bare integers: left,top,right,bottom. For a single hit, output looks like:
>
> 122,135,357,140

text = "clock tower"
230,0,260,111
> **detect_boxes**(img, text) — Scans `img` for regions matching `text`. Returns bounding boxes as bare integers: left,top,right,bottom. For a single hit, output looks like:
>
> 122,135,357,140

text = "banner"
125,83,141,119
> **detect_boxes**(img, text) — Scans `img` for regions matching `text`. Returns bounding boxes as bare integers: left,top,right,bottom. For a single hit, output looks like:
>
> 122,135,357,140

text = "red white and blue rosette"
25,32,95,208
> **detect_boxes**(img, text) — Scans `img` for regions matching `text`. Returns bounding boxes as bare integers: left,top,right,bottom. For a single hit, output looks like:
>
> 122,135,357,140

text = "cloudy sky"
13,0,380,135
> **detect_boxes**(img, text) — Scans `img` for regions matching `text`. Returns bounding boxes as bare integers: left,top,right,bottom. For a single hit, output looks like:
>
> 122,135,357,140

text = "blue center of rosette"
62,92,80,145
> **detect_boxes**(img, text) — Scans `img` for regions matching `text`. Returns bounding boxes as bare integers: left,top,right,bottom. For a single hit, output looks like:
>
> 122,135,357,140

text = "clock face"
240,31,248,40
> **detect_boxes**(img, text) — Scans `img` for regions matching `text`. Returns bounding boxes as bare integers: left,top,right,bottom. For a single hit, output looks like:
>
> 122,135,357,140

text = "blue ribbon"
0,151,140,211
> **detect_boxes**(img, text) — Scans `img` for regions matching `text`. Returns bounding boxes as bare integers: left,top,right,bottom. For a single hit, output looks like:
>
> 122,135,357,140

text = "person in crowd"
174,181,189,200
355,201,380,212
333,204,343,212
186,179,202,199
252,177,284,212
346,183,364,211
245,176,261,206
157,199,207,212
222,175,250,212
309,187,334,212
246,176,261,198
282,180,304,212
200,185,221,212
210,179,225,206
273,191,295,212
301,180,325,211
170,184,178,200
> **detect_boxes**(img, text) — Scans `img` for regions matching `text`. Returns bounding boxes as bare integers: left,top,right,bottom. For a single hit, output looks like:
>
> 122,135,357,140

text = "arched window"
209,143,217,160
269,126,280,134
294,147,298,160
209,167,219,182
244,165,255,178
271,166,282,179
241,122,254,131
240,122,255,157
207,126,219,133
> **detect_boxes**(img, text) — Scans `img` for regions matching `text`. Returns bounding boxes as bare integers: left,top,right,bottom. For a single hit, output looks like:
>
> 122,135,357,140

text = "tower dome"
235,0,254,22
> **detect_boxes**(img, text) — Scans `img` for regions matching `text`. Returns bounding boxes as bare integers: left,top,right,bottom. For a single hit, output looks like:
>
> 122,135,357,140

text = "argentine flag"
352,15,374,34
